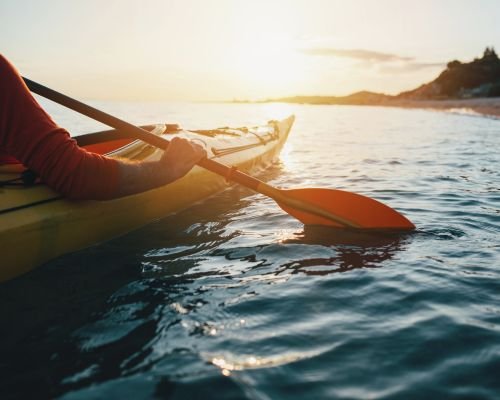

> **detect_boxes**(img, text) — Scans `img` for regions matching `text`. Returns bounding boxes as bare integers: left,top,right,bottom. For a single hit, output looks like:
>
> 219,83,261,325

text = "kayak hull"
0,116,294,282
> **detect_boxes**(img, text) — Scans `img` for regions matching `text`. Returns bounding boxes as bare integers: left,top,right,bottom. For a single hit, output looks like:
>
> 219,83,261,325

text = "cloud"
379,61,445,72
300,48,413,62
300,47,444,71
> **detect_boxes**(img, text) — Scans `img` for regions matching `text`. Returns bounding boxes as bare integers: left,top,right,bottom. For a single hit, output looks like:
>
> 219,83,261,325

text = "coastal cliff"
397,47,500,100
263,48,500,106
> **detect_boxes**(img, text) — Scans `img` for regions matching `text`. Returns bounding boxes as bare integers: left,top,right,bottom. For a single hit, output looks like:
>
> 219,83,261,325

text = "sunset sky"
2,0,499,101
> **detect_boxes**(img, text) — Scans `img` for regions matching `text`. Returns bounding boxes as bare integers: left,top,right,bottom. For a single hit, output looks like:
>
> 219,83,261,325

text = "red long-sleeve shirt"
0,54,119,200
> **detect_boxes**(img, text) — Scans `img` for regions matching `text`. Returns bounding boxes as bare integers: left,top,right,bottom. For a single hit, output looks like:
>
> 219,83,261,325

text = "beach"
389,97,500,118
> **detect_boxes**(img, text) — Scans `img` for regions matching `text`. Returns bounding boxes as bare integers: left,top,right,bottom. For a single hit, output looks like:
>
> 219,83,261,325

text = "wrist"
115,160,172,198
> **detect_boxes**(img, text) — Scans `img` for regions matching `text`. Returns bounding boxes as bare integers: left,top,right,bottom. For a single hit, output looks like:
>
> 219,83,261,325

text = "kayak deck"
0,116,294,282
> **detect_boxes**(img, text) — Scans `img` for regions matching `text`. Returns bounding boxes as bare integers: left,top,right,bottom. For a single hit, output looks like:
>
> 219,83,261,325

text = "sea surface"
1,101,499,399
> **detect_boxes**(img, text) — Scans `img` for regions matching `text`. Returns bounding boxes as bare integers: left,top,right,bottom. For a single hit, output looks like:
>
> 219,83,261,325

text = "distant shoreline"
385,98,500,119
232,97,500,119
231,48,500,120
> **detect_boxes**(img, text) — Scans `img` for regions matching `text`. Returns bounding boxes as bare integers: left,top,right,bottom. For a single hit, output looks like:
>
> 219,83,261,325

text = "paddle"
23,77,415,230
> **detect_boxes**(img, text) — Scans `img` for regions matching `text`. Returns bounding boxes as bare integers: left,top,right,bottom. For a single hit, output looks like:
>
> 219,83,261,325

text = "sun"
229,33,305,99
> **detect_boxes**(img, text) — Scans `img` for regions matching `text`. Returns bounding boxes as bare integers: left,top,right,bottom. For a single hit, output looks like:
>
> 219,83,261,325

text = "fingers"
159,137,208,182
163,137,207,162
185,139,207,162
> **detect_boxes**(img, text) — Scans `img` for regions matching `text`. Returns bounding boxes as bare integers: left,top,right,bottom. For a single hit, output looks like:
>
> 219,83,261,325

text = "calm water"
1,102,499,399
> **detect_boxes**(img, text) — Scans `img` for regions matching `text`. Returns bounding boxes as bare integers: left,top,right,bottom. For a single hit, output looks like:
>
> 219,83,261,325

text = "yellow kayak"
0,116,294,282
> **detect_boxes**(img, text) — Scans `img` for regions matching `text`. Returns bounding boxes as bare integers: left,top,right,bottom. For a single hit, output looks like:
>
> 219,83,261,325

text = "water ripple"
1,104,499,399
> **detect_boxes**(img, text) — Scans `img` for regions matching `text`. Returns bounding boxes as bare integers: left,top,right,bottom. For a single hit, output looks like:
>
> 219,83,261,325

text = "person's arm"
114,137,206,198
0,53,206,200
57,136,206,200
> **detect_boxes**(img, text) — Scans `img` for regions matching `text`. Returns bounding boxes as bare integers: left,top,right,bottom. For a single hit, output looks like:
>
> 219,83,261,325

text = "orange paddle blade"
277,188,415,230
